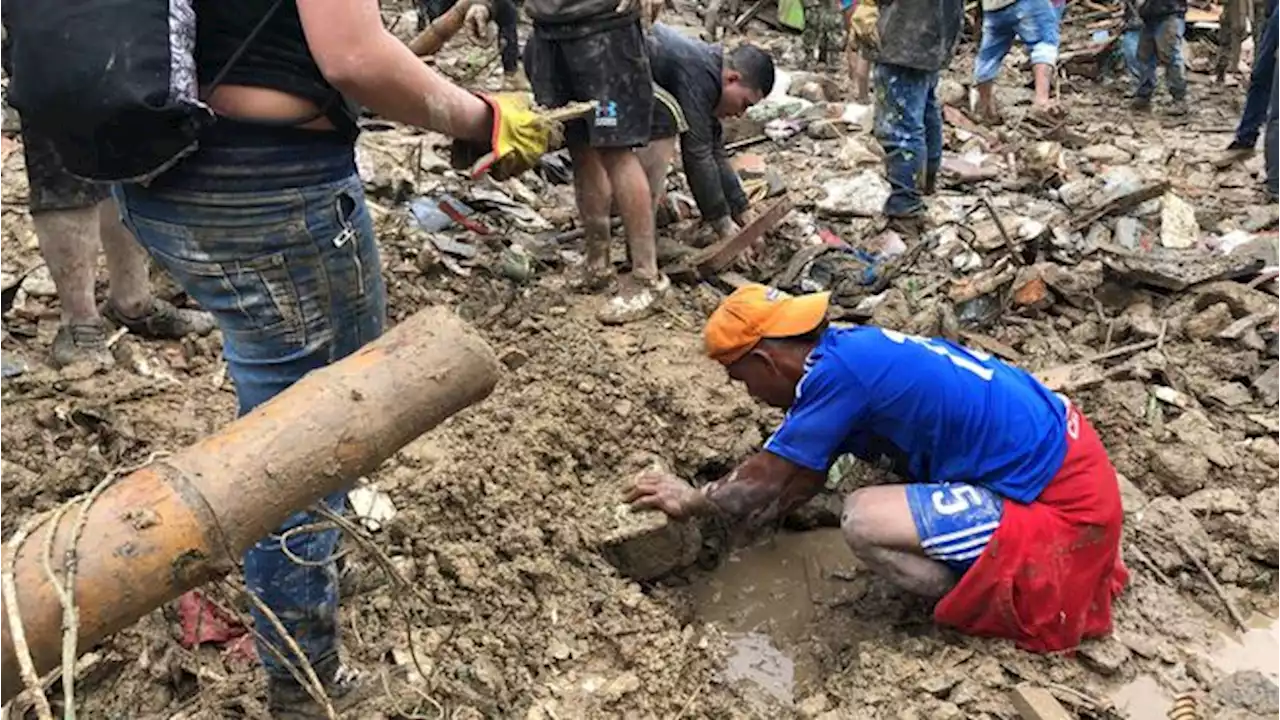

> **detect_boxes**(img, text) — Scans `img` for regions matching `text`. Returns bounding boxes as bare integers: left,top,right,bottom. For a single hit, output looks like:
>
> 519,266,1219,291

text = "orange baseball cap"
704,284,831,365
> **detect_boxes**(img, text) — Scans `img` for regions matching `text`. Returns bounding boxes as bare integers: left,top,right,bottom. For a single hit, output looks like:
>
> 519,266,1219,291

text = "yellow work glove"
451,93,551,180
848,0,879,53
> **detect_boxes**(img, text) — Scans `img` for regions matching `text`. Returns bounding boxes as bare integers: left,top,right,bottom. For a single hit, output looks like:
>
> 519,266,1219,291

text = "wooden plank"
1010,684,1076,720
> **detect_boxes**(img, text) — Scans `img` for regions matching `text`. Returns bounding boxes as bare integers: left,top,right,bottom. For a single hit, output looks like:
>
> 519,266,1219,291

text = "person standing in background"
1131,0,1189,115
419,0,526,88
856,0,964,239
1214,0,1277,171
972,0,1060,123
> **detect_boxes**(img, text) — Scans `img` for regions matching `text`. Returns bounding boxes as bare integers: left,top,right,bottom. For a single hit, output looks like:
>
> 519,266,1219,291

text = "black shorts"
21,128,109,214
525,18,654,148
649,85,688,141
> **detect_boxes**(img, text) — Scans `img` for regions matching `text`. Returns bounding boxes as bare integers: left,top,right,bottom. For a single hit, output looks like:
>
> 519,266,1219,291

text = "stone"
798,693,832,718
1166,410,1235,468
1077,637,1131,675
1180,488,1248,514
919,672,962,697
817,171,891,218
436,544,482,589
1248,436,1279,467
937,78,968,107
1114,216,1142,250
838,136,882,169
1081,144,1133,165
1148,445,1209,497
1246,488,1279,564
600,672,641,703
1184,302,1234,340
1041,259,1105,302
499,347,530,371
1208,671,1280,716
1207,381,1254,407
1251,363,1278,406
19,265,56,298
1159,192,1199,249
1116,472,1149,515
597,476,701,581
1139,496,1212,569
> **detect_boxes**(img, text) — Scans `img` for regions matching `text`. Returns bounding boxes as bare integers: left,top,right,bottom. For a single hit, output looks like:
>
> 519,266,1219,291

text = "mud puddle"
691,528,867,706
1111,611,1279,719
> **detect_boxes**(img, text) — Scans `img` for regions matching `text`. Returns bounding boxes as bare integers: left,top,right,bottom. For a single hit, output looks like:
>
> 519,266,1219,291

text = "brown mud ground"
2,8,1278,720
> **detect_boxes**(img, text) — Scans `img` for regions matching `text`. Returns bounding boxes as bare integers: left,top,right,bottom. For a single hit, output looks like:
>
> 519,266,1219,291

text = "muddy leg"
34,206,101,325
599,147,657,282
635,137,677,214
840,487,958,598
569,145,616,290
99,198,153,317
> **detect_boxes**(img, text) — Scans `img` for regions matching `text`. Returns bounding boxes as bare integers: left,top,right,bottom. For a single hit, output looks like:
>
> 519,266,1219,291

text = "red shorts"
933,401,1129,652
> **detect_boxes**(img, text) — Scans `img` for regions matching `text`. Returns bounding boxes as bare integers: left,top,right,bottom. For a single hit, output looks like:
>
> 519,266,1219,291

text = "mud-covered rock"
1149,445,1210,497
1138,496,1213,569
1077,637,1131,675
798,693,831,718
1207,671,1280,717
598,505,701,581
1185,302,1234,340
1117,472,1150,514
1165,410,1235,468
1245,486,1279,563
1180,488,1248,514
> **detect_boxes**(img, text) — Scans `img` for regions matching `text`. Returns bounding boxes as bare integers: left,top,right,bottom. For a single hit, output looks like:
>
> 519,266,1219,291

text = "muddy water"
1111,612,1279,719
691,528,866,706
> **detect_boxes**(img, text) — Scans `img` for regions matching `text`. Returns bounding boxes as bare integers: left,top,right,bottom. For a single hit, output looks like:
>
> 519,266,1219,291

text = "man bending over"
628,285,1129,651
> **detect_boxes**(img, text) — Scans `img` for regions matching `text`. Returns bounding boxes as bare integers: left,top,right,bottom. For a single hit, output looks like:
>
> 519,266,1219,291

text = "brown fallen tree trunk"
0,307,500,703
407,0,489,57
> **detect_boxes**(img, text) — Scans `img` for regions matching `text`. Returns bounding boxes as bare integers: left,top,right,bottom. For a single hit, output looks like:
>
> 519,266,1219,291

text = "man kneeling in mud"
627,285,1129,651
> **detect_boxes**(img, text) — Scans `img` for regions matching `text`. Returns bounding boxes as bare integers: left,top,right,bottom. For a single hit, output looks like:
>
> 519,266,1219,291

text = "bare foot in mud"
566,261,616,293
597,273,671,325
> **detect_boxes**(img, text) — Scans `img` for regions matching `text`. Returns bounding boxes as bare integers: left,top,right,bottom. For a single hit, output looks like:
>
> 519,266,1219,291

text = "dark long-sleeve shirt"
648,24,748,223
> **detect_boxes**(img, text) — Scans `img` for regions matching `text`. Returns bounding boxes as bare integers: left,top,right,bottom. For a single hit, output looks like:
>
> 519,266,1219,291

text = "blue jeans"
1267,54,1278,197
874,63,942,218
116,131,387,679
1235,2,1278,146
1134,15,1186,100
974,0,1061,85
1121,28,1142,82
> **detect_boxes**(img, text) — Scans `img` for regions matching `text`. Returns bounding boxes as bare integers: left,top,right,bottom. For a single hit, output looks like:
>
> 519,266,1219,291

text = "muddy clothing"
802,0,846,63
646,24,747,223
875,0,965,71
525,0,622,24
1134,14,1186,100
1137,0,1186,20
649,85,688,140
974,0,1060,85
196,0,356,138
525,17,654,148
116,0,383,682
873,63,942,217
935,401,1128,652
2,30,109,212
21,127,110,213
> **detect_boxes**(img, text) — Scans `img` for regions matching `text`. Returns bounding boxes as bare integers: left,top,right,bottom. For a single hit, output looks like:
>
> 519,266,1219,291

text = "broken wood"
1010,684,1075,720
0,307,501,701
960,331,1023,362
1068,180,1170,233
665,196,792,280
1173,536,1248,633
733,0,769,30
408,0,489,56
725,134,770,154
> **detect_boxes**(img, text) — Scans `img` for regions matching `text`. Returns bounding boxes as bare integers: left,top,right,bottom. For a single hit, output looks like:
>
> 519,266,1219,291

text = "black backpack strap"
200,0,288,100
199,0,343,128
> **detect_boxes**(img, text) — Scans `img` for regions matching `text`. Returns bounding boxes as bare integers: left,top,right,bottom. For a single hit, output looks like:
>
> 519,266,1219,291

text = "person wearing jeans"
861,0,964,238
974,0,1060,122
873,65,943,221
1132,0,1188,114
1215,0,1277,168
1266,53,1279,199
106,0,547,716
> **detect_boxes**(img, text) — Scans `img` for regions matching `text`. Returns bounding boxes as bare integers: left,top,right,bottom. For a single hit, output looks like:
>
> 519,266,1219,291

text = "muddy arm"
0,307,500,702
700,452,827,528
407,0,490,56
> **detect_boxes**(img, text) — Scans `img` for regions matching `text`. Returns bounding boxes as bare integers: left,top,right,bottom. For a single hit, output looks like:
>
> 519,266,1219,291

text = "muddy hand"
464,3,493,43
624,468,711,520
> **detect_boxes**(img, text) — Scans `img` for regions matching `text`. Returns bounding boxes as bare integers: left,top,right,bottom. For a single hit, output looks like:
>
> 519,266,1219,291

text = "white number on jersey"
879,329,994,381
